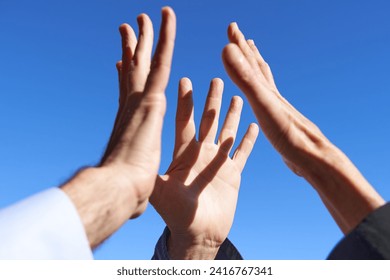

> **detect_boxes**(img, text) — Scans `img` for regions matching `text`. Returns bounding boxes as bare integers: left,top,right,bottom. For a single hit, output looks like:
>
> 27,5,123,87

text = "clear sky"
1,0,389,259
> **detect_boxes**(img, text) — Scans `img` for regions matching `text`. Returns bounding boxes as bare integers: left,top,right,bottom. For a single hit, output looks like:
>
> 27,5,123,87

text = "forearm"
317,192,349,233
301,139,385,234
247,93,385,233
61,167,136,248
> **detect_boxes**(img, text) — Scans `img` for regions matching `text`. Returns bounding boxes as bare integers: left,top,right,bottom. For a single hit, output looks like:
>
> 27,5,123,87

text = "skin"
221,22,385,234
61,7,176,249
150,77,259,259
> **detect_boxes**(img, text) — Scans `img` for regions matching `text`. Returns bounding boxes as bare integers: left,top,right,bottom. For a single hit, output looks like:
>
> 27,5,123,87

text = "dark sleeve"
152,227,243,260
327,203,390,260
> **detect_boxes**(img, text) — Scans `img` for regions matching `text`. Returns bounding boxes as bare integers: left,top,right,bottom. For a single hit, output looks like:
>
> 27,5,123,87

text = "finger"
246,40,299,110
119,24,137,72
118,24,137,105
106,61,126,158
144,7,176,100
116,60,123,99
218,95,243,154
114,15,154,144
116,60,122,74
227,23,264,80
232,123,259,172
174,77,196,156
199,78,224,143
113,61,124,126
247,39,277,89
103,28,135,163
129,13,154,93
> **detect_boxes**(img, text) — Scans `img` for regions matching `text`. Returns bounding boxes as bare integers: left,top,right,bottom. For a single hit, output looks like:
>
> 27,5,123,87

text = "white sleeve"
0,188,93,259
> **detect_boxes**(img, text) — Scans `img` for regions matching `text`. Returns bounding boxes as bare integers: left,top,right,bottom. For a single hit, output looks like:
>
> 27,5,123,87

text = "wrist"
303,141,371,195
298,139,341,184
167,232,220,260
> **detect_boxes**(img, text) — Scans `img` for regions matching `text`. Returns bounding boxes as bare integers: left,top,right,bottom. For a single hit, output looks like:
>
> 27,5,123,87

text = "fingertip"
228,96,243,117
119,23,129,35
211,77,224,90
162,6,174,14
119,24,137,44
116,60,122,71
247,123,260,142
179,77,193,95
228,22,243,43
119,23,128,29
232,95,243,107
159,6,176,42
137,14,154,36
137,13,146,21
162,6,176,22
229,22,239,31
249,122,260,134
247,39,262,57
227,22,236,42
180,77,192,87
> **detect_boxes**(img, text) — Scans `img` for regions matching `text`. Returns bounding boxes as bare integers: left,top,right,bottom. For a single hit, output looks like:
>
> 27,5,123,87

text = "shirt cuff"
152,227,243,260
327,202,390,260
0,188,93,259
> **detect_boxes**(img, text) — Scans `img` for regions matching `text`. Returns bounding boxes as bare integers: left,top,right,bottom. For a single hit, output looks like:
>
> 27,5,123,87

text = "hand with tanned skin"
61,7,176,249
222,22,385,234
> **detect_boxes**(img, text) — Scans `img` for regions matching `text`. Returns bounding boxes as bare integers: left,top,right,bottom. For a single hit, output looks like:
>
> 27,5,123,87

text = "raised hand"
61,7,176,248
100,7,176,217
150,77,259,259
222,22,384,234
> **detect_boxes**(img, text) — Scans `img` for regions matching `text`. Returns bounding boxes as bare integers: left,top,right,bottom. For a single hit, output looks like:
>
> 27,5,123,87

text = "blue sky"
1,0,389,259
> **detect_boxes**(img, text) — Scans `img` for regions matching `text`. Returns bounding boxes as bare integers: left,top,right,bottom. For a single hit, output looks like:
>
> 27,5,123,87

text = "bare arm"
61,7,176,248
222,22,384,234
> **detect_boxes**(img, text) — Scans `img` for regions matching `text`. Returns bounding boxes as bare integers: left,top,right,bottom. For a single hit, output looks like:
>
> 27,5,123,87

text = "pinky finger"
116,60,127,106
232,123,259,172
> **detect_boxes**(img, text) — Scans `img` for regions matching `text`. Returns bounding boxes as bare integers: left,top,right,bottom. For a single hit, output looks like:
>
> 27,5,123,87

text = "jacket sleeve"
0,188,93,260
152,227,243,260
327,203,390,260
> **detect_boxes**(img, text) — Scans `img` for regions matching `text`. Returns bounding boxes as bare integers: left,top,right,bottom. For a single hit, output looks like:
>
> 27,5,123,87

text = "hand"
61,7,176,248
150,77,259,259
100,7,176,216
222,23,326,177
222,22,384,233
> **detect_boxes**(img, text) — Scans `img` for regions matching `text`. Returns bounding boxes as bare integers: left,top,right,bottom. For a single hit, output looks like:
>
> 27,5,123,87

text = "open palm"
150,77,258,259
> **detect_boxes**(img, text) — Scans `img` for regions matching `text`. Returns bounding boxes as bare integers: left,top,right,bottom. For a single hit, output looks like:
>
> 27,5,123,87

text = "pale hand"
150,77,259,259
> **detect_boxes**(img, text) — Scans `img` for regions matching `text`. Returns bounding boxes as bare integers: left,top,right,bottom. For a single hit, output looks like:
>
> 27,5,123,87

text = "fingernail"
180,77,192,92
232,22,239,30
232,95,243,106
